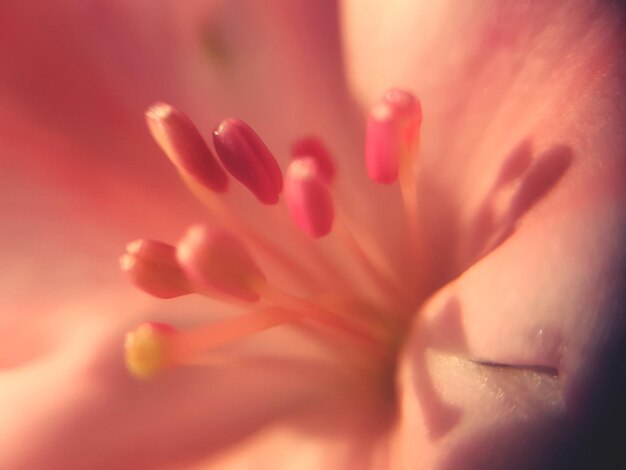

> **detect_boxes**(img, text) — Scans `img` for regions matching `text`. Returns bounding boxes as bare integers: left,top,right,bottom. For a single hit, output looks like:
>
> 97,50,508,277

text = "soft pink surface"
1,0,625,468
344,0,626,467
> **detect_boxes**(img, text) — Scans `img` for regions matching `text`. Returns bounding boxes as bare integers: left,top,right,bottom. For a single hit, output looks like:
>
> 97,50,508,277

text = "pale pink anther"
365,89,422,184
120,239,191,299
291,136,335,184
145,103,228,192
285,157,334,238
212,119,283,204
176,225,266,301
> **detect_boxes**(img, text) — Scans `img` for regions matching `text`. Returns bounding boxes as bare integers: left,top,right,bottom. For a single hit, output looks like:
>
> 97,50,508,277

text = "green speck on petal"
200,24,231,67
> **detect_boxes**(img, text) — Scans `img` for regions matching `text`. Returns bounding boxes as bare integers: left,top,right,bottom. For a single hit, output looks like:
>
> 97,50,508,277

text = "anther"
145,103,228,192
176,225,266,301
212,119,283,204
365,89,422,184
125,322,177,379
285,157,334,238
120,239,191,299
291,136,335,184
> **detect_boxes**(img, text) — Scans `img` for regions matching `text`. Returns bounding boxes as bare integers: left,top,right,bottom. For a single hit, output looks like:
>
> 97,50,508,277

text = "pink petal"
418,167,625,402
0,308,357,469
349,2,626,466
394,124,626,469
343,0,626,286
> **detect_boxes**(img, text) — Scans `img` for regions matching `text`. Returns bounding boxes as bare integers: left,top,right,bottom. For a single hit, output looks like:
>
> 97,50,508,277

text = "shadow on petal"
437,403,572,470
405,297,466,440
461,142,573,268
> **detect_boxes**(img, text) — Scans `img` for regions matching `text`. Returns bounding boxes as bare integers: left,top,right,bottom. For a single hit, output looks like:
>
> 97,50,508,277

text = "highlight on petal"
176,225,266,301
285,157,334,238
120,239,191,299
365,89,422,184
213,119,283,204
146,103,228,193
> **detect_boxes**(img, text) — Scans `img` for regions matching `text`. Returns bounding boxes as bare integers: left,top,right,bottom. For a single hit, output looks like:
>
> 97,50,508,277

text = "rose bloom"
1,0,625,469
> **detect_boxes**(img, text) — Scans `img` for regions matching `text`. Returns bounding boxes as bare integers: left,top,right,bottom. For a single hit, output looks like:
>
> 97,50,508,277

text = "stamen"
176,224,266,302
125,309,300,378
365,89,421,184
145,103,228,192
125,322,177,379
120,239,191,299
366,90,423,290
291,136,335,184
125,300,389,380
285,157,334,238
213,119,283,204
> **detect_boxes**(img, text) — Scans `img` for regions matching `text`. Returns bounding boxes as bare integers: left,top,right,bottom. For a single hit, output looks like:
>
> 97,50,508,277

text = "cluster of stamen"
123,89,423,380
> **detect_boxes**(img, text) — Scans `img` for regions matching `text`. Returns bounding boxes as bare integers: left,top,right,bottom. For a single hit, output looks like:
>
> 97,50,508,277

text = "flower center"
123,90,424,403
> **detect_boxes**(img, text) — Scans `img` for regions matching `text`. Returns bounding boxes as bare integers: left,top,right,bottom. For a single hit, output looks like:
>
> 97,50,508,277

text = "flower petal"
343,0,626,287
0,309,357,469
393,155,626,467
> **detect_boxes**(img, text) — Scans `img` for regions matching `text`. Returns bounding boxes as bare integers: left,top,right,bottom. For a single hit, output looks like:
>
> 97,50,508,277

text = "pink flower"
2,1,625,469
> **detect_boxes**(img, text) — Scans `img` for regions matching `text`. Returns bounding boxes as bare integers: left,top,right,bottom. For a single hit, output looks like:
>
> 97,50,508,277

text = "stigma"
124,89,424,379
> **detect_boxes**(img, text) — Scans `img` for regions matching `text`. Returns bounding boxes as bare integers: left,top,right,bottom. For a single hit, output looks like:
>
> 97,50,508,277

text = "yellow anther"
124,322,176,380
